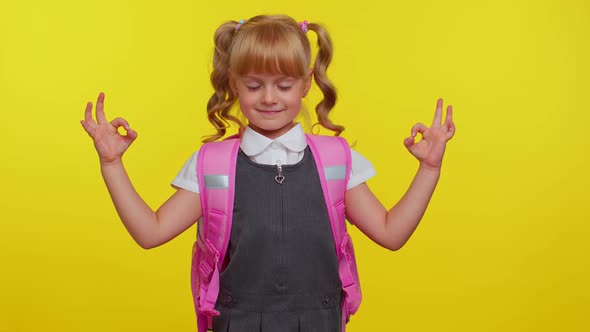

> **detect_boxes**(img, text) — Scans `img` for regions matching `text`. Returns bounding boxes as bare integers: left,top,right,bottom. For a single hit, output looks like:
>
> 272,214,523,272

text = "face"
230,71,312,139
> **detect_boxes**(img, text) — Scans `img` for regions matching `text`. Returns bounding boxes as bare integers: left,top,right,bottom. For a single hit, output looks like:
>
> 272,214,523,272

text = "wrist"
100,158,124,169
418,162,442,174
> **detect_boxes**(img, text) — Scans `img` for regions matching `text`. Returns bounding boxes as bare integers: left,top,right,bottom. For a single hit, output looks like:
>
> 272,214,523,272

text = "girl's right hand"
80,92,138,165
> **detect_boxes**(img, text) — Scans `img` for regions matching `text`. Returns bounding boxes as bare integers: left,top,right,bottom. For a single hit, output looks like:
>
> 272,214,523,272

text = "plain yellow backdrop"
1,0,588,331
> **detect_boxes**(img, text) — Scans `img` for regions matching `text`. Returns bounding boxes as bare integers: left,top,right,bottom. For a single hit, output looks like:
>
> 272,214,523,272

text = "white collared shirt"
171,124,376,193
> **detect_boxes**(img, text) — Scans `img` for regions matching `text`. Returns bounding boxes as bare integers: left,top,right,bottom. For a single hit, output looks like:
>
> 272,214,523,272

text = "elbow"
385,244,402,252
138,241,156,250
384,238,408,252
131,225,164,250
136,239,154,250
386,245,400,252
135,236,160,250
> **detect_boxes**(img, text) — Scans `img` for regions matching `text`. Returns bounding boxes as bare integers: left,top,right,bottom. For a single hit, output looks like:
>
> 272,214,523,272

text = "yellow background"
1,0,589,331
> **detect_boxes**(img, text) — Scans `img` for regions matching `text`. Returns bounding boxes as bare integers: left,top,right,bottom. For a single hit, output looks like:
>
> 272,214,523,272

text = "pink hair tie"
298,20,309,33
235,19,246,31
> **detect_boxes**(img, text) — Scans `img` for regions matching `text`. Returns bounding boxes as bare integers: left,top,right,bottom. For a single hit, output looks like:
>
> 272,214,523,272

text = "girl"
81,14,454,332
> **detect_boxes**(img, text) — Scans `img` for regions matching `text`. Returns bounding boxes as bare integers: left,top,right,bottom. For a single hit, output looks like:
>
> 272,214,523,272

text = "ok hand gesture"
80,92,137,165
403,98,455,170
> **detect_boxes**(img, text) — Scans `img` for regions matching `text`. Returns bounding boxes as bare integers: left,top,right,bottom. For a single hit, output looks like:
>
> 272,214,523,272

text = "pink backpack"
191,134,362,332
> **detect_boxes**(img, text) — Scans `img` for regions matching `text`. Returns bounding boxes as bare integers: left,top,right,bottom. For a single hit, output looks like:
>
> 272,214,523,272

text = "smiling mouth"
257,109,284,114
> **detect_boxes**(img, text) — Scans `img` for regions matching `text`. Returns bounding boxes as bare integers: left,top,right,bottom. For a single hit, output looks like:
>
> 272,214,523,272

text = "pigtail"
307,23,344,136
203,21,245,143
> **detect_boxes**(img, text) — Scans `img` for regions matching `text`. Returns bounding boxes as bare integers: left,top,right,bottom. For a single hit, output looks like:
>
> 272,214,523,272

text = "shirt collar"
240,123,307,157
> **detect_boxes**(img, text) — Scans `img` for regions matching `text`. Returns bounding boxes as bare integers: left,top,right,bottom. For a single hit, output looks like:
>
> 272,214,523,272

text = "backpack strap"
193,137,240,332
306,134,361,332
305,134,351,248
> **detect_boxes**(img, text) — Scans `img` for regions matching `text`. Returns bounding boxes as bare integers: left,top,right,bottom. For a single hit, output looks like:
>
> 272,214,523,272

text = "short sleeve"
171,151,200,194
347,150,376,190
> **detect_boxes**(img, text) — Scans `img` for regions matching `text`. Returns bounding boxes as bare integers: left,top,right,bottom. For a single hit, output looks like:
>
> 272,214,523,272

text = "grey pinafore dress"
212,147,343,332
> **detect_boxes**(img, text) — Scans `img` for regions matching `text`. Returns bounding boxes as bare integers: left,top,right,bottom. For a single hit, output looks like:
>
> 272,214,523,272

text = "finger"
411,122,428,137
445,119,456,140
111,117,138,144
444,105,453,124
110,117,131,131
80,120,95,137
403,136,415,149
95,92,108,125
84,102,96,125
432,98,443,128
443,106,455,139
124,128,138,143
447,123,455,140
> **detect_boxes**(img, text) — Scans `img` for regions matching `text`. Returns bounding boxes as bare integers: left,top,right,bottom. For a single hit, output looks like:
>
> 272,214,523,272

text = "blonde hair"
203,14,344,143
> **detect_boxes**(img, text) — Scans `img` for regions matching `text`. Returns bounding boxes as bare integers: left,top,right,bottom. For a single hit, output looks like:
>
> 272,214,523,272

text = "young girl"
81,14,454,332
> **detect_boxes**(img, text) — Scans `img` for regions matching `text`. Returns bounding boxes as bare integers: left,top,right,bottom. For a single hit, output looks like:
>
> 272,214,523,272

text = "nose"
261,87,277,104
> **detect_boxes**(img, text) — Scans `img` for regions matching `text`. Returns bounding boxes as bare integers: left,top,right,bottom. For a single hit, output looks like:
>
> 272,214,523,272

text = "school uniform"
172,124,376,331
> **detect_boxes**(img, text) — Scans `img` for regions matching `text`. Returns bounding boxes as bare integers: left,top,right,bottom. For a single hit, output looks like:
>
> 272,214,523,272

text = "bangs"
230,21,310,77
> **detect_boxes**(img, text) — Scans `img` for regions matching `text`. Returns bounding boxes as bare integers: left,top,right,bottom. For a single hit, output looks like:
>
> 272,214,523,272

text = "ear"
228,71,238,96
302,69,313,98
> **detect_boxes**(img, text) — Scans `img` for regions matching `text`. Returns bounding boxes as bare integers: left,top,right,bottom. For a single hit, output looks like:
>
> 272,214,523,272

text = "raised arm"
81,92,202,249
345,98,455,251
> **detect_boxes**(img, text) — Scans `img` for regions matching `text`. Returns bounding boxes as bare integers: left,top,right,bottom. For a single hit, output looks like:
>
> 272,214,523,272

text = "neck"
248,122,296,140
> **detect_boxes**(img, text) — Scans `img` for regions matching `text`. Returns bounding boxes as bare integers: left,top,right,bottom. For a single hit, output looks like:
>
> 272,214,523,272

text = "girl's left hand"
404,98,455,170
